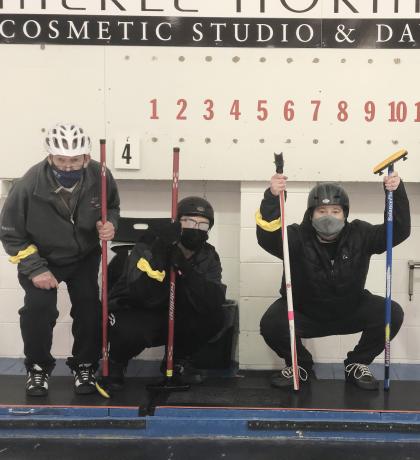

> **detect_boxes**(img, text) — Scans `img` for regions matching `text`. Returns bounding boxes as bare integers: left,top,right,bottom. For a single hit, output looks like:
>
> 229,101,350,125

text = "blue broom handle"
384,163,394,390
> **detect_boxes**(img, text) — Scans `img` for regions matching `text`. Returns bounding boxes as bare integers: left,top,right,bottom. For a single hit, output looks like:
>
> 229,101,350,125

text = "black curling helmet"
177,196,214,228
307,183,349,217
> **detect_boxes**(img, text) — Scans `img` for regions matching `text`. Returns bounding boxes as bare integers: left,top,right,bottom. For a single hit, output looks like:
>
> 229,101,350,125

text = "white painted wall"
1,44,420,182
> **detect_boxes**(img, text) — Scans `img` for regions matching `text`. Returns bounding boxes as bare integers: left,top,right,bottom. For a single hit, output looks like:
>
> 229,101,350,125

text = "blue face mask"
51,165,83,188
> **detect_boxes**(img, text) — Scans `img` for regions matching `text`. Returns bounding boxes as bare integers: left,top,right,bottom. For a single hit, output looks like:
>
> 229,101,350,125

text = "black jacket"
109,231,226,315
256,182,410,320
0,158,120,278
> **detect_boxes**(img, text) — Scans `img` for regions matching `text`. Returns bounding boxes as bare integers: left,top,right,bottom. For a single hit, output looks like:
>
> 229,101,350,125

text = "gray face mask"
312,215,345,241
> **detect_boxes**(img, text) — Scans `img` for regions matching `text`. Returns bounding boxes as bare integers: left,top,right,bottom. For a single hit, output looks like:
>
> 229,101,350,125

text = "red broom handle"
166,147,180,378
100,139,109,377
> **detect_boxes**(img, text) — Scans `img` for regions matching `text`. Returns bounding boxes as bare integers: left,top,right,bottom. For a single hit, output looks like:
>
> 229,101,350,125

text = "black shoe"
73,364,97,395
271,365,311,389
175,359,204,385
26,364,49,396
345,363,379,391
108,360,126,391
160,357,204,385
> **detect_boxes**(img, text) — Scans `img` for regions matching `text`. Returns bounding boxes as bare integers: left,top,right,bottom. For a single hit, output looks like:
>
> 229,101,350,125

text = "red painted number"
283,100,295,121
415,102,420,122
337,101,349,122
203,99,214,120
311,100,321,121
150,99,159,119
230,100,241,120
257,100,268,121
364,101,376,122
388,101,407,122
176,99,187,120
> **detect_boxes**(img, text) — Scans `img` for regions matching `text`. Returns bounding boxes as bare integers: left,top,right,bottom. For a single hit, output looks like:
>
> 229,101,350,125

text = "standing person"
107,196,226,388
257,172,410,390
0,123,120,396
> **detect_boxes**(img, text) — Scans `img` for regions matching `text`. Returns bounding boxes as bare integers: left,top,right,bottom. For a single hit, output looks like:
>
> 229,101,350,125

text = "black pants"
109,302,224,366
18,247,102,373
260,291,404,371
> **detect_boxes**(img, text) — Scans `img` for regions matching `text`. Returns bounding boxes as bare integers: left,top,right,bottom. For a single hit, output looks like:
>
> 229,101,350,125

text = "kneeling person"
108,197,226,388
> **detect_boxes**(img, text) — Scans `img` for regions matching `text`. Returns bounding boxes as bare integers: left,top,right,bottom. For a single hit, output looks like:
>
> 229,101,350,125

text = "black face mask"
180,228,208,251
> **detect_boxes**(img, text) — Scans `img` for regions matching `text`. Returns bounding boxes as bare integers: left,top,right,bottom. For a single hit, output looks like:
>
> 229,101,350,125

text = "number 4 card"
114,137,141,170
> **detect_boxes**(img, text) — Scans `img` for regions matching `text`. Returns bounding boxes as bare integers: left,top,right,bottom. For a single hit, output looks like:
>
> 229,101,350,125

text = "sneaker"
160,357,204,385
345,363,379,391
26,364,49,397
73,364,97,395
271,365,311,388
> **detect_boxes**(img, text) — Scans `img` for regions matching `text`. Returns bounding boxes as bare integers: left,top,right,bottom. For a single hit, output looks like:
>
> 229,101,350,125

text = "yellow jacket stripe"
9,244,38,264
137,258,166,282
255,210,282,232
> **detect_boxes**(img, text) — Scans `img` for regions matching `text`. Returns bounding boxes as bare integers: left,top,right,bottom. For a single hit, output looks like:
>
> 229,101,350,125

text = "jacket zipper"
58,192,82,253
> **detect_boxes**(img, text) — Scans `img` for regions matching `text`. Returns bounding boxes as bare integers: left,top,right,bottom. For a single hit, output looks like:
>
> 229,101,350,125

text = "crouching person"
107,197,226,388
257,171,410,391
0,123,120,396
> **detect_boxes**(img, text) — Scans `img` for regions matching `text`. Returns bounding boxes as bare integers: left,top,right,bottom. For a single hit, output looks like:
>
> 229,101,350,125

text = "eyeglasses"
180,217,210,232
51,155,85,171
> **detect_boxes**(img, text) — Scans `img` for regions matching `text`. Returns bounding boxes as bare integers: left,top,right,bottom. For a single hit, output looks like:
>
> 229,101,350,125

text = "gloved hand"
153,221,182,247
170,245,192,276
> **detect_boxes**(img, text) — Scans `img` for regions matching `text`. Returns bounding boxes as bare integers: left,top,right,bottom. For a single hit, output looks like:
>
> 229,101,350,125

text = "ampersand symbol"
335,24,355,43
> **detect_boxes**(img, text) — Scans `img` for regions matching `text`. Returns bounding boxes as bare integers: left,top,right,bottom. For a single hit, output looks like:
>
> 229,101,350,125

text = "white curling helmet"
44,123,91,157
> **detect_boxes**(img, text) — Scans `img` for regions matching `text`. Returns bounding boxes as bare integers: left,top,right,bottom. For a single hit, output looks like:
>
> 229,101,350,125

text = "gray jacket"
0,158,120,278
